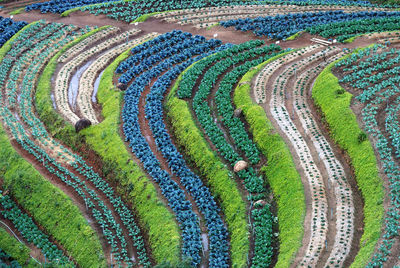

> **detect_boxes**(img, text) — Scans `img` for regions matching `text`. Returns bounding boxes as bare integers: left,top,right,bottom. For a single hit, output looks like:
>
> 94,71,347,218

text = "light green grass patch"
312,56,384,268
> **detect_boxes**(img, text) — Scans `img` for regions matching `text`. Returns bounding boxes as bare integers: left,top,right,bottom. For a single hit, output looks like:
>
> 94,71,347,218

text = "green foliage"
206,23,219,30
154,259,192,268
232,52,305,268
286,31,303,41
312,61,384,268
60,7,81,16
0,228,31,266
0,21,39,59
0,195,72,265
336,88,345,95
9,8,24,15
131,11,167,23
80,49,181,264
166,73,249,268
358,132,367,143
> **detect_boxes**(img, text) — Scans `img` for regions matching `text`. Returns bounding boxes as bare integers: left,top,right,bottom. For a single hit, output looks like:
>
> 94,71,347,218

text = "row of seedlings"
55,28,142,125
263,45,353,266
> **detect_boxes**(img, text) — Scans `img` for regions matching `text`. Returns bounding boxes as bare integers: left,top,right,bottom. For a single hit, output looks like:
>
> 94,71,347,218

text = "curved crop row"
233,53,306,267
64,0,398,23
0,227,34,267
312,47,384,267
220,10,400,40
155,4,388,29
308,16,400,42
0,21,106,268
144,42,233,268
78,32,158,125
333,45,400,266
0,16,27,47
55,28,141,125
57,25,118,63
0,195,72,266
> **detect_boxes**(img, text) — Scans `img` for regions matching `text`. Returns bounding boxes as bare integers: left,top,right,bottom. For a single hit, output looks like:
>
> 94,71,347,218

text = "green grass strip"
166,66,249,267
80,48,181,264
9,7,23,15
206,23,220,30
0,21,106,268
233,51,305,268
312,58,384,268
0,21,39,58
34,28,180,264
343,34,362,43
131,11,167,23
0,227,33,266
286,31,303,41
61,7,81,16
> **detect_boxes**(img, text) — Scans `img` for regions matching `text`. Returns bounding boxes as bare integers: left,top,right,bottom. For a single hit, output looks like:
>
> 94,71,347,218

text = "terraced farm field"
0,0,400,267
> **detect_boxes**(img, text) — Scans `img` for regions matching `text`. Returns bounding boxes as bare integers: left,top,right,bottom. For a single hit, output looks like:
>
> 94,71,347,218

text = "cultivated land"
0,0,399,267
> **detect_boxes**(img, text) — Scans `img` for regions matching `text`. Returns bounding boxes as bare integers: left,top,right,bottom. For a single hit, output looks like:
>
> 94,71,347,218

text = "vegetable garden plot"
60,0,397,23
0,21,151,267
334,45,400,266
307,16,400,42
0,194,72,266
57,26,119,63
156,4,391,29
177,40,285,267
55,28,141,126
77,32,159,125
118,30,234,267
257,45,355,267
25,0,121,14
254,45,318,104
0,16,27,47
